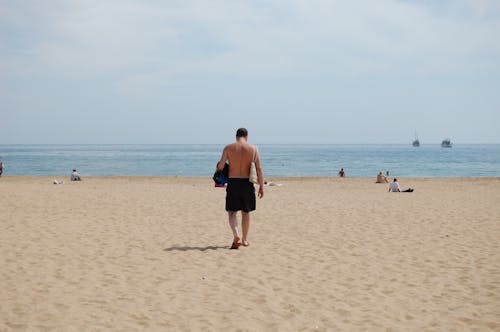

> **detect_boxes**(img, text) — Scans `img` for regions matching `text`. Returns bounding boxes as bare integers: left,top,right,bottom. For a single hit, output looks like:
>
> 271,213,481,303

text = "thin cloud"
1,0,499,143
2,0,499,78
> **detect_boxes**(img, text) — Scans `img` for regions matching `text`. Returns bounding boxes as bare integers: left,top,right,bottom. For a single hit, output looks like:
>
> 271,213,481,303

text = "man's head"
236,128,248,138
393,178,398,182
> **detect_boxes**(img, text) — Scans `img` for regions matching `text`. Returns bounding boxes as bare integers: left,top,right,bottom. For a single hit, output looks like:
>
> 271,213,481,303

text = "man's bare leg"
228,211,240,246
241,212,250,246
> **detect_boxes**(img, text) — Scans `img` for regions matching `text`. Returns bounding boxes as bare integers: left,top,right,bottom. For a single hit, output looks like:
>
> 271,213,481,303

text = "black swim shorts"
226,178,256,212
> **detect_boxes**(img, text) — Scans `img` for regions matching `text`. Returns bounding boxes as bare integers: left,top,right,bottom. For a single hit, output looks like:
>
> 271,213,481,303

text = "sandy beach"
1,176,499,331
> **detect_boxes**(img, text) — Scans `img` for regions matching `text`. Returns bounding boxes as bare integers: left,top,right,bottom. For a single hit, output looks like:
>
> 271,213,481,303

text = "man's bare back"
222,142,255,178
217,130,263,196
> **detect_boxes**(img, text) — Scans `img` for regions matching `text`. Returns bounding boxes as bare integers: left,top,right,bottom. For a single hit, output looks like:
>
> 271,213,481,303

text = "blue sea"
1,144,499,178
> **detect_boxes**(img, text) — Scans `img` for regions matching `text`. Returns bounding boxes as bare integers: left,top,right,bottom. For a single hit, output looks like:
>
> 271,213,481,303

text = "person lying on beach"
376,171,388,183
264,180,283,187
388,178,413,192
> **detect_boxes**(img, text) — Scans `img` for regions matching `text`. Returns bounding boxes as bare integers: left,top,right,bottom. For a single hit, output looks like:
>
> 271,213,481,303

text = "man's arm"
217,146,228,171
255,150,264,198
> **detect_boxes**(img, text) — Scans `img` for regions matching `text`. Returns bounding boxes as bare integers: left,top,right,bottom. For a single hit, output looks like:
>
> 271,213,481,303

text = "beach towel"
213,162,229,186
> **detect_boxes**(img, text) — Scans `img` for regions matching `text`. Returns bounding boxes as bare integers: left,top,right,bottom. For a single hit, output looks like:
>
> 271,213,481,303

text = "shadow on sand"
164,245,229,252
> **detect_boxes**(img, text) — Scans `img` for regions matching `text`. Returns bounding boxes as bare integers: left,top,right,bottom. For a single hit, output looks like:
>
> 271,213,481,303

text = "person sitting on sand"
338,168,345,177
388,178,413,192
71,169,81,181
376,171,388,183
264,180,283,187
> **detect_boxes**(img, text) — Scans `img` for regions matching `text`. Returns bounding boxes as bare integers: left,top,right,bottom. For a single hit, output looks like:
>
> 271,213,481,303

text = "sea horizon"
2,142,500,146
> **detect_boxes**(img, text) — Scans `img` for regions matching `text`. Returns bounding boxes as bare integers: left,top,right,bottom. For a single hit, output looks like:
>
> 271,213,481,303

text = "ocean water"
1,144,499,178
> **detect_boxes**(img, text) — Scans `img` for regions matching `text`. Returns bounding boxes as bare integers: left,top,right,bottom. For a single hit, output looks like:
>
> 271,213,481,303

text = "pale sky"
1,0,499,144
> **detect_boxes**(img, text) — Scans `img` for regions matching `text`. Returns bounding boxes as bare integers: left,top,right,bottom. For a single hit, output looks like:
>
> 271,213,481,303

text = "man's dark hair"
236,128,248,137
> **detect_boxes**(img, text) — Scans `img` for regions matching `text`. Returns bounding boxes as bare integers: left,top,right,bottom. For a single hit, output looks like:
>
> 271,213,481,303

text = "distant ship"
412,133,420,147
441,138,452,148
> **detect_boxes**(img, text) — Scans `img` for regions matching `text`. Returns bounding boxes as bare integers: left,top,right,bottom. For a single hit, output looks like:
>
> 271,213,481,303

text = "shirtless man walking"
217,128,264,249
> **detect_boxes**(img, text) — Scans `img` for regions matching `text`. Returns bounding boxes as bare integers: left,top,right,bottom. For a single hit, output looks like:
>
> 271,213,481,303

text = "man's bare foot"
230,237,241,250
242,240,250,247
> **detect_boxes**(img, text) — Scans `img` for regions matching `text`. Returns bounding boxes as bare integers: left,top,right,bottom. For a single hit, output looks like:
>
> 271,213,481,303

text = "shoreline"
2,175,500,179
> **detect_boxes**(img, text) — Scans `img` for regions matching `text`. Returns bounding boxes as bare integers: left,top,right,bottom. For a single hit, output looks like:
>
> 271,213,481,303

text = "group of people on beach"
375,171,413,191
339,168,413,192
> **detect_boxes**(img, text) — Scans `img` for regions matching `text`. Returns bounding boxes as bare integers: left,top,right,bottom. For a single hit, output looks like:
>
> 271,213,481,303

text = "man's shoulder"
224,143,237,150
225,142,254,150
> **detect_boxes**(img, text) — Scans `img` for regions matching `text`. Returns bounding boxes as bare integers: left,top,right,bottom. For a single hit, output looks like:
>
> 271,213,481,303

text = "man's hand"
258,186,264,199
